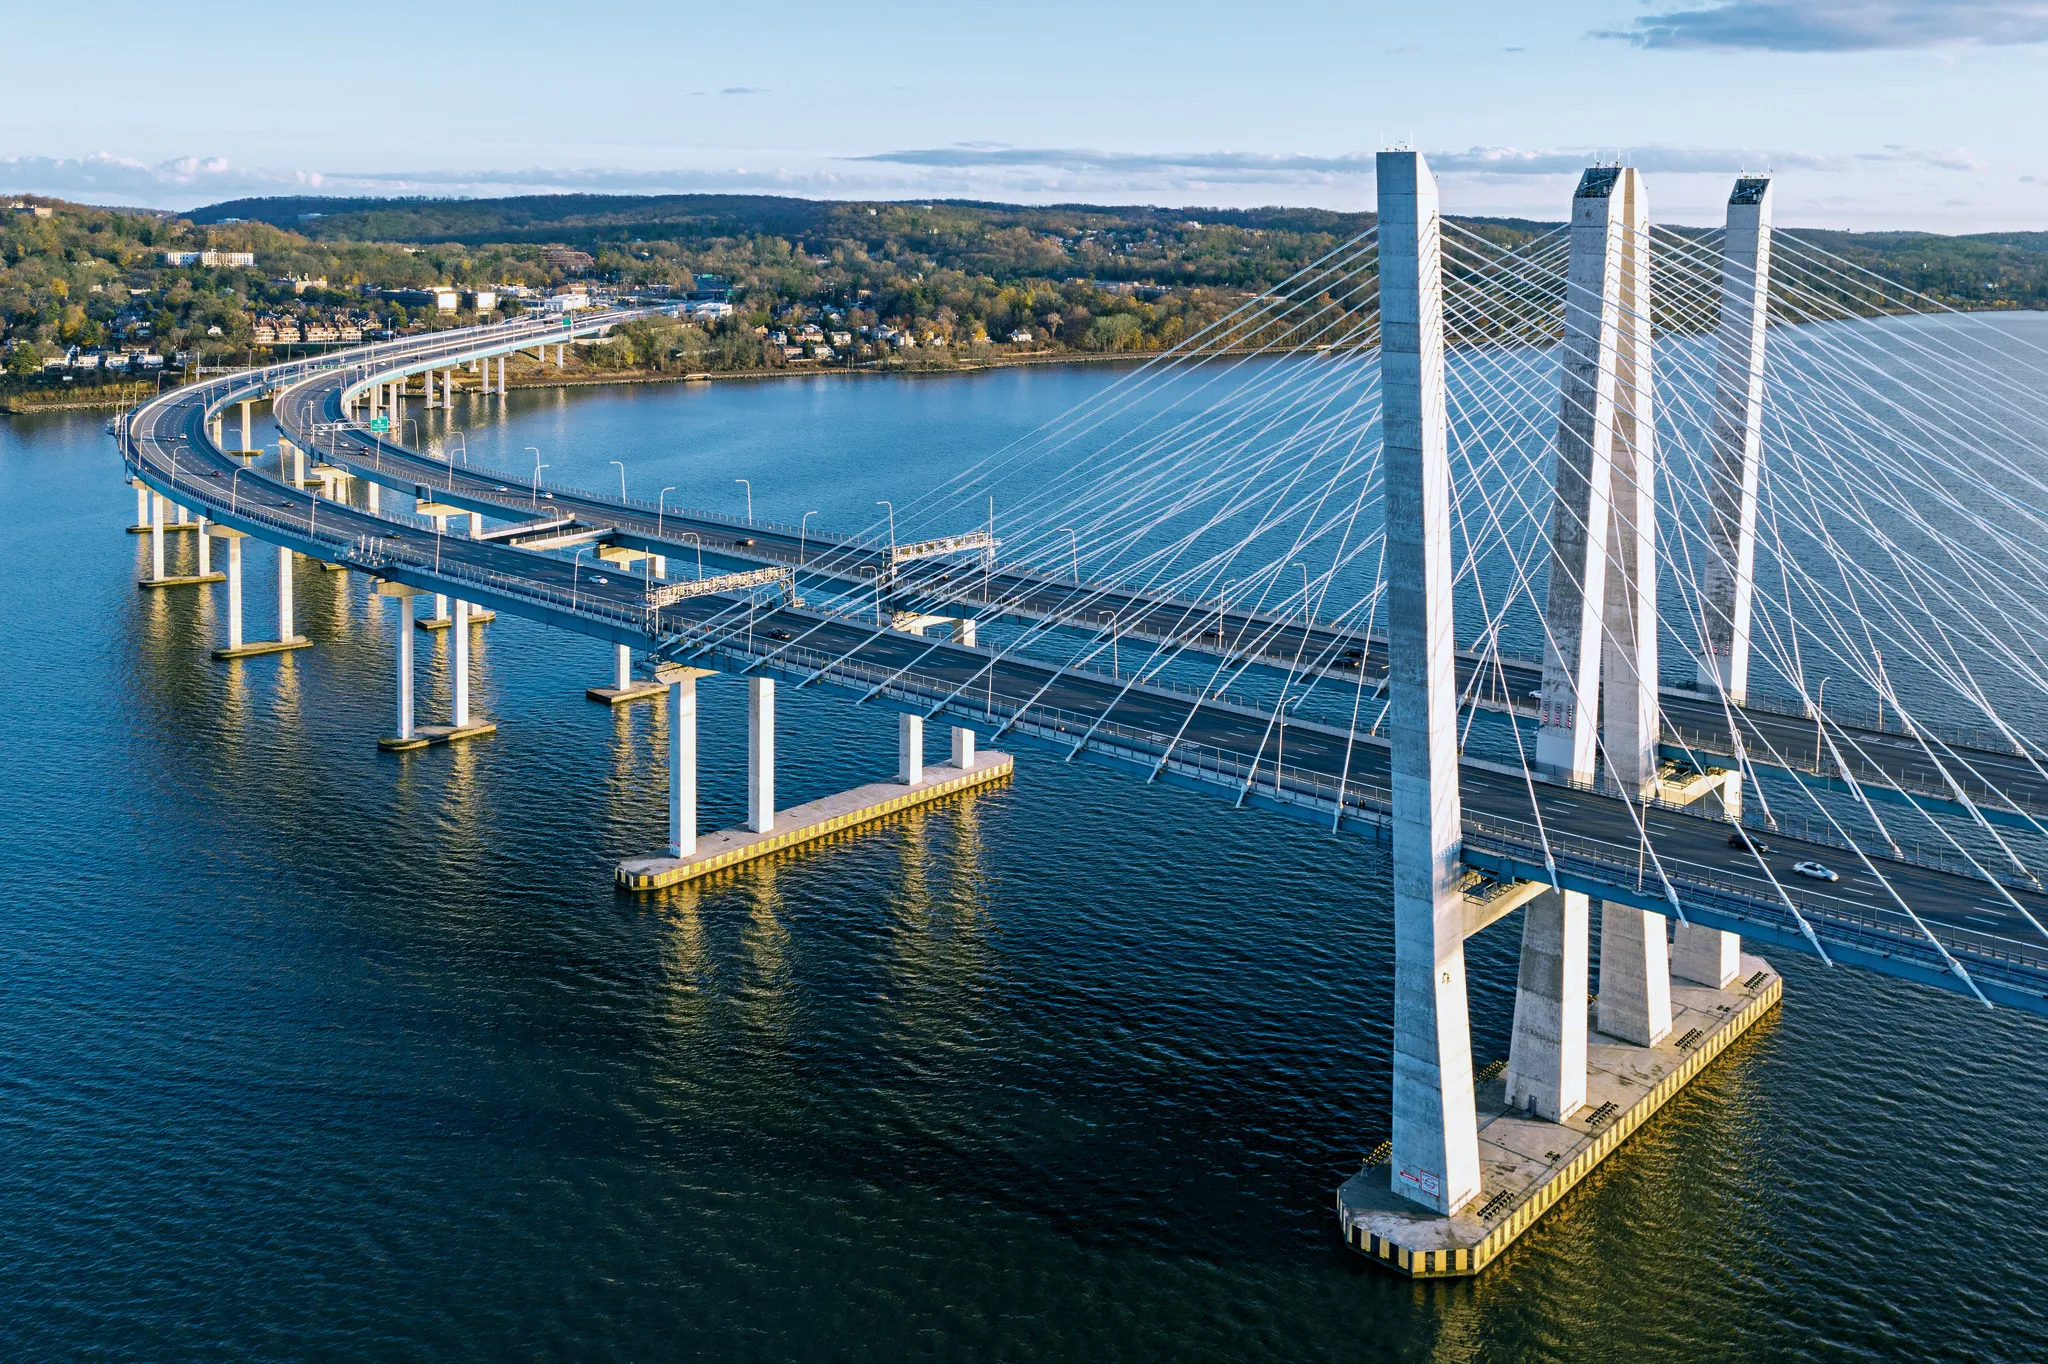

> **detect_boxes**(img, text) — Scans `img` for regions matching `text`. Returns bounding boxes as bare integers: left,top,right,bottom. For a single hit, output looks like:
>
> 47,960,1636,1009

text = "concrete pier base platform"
128,522,201,535
417,610,496,632
378,720,498,753
586,680,668,705
212,636,312,660
1338,954,1781,1279
617,753,1014,891
138,572,227,589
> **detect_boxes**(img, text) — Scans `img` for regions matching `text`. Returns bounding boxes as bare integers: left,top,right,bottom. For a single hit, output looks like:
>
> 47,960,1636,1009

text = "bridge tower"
1701,178,1775,707
1377,149,1481,1216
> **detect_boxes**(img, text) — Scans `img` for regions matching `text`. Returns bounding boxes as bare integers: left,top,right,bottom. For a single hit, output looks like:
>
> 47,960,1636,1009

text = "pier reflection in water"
4,391,2046,1362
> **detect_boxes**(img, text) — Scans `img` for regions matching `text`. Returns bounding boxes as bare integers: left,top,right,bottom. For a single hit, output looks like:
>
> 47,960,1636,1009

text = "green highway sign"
368,416,390,433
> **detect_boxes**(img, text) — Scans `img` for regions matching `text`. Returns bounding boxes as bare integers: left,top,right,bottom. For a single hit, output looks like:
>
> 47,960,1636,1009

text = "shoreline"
0,346,1170,415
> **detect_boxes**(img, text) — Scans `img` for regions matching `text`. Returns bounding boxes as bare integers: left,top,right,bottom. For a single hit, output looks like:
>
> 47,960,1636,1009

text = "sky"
4,0,2047,231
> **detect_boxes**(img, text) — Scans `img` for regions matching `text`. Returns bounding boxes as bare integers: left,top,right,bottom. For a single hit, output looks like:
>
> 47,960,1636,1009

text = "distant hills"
185,192,2048,310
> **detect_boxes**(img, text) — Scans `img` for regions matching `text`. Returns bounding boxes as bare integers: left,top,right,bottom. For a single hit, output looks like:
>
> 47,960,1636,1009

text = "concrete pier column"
652,554,666,579
498,355,507,395
134,481,149,529
1702,178,1775,704
452,599,471,727
1600,168,1659,801
175,499,190,526
210,417,222,447
952,618,978,647
366,481,380,515
149,492,166,580
239,400,251,452
224,536,244,650
443,369,453,407
1598,906,1673,1046
614,644,632,693
1535,167,1626,784
196,516,210,576
1504,889,1589,1120
669,673,698,858
277,546,295,642
1377,149,1480,1216
555,344,564,368
951,725,976,771
1672,921,1741,989
898,712,924,785
748,677,776,833
394,593,416,741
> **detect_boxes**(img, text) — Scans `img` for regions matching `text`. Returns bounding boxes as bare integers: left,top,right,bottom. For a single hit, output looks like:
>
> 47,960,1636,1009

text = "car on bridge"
1792,860,1839,882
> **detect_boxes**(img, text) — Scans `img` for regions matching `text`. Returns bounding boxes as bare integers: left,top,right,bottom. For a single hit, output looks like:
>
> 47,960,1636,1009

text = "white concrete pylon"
1598,905,1673,1046
898,712,924,785
1672,921,1741,988
196,516,210,576
224,536,244,650
1702,178,1775,706
277,546,295,641
614,644,633,693
239,400,251,452
452,599,471,727
952,618,978,765
747,676,775,833
1377,149,1480,1218
669,673,698,859
1535,167,1627,784
150,492,166,581
1601,168,1659,801
1504,888,1589,1120
134,481,148,529
395,592,416,741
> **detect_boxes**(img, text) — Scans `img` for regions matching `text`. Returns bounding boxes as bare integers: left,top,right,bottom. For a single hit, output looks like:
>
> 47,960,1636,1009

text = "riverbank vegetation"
5,189,2044,408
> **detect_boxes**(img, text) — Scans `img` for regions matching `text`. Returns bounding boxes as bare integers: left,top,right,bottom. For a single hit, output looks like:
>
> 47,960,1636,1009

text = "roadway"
287,406,2048,831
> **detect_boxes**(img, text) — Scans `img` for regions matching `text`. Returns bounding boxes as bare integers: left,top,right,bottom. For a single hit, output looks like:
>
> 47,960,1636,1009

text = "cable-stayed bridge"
118,151,2048,1276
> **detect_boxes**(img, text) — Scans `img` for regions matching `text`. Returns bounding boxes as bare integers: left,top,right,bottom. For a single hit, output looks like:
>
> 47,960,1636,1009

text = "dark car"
1729,831,1769,854
735,537,756,547
767,628,794,640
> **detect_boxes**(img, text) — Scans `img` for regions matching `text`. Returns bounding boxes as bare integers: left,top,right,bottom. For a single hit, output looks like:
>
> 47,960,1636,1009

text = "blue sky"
5,0,2046,230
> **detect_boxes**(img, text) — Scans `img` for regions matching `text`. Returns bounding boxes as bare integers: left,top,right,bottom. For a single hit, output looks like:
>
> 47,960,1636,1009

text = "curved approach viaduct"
117,309,2048,1016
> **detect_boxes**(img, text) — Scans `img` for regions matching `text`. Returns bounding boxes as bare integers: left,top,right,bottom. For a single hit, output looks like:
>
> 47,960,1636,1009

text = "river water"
2,363,2044,1361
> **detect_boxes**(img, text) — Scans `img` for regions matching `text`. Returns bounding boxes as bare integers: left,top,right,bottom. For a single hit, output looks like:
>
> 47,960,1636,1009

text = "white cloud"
1601,0,2048,52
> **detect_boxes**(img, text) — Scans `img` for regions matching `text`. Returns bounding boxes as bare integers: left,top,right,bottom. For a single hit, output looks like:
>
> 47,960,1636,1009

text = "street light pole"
801,510,818,567
610,459,627,502
657,486,676,540
1059,526,1078,584
735,478,751,523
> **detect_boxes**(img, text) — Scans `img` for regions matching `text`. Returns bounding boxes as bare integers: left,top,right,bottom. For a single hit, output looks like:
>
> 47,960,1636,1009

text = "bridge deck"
116,318,2048,1015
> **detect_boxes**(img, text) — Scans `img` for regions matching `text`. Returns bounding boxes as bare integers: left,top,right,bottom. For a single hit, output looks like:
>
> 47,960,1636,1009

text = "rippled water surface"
2,364,2046,1361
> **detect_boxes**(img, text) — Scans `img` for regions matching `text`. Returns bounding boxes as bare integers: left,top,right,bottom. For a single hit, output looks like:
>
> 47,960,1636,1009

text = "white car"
1792,860,1839,883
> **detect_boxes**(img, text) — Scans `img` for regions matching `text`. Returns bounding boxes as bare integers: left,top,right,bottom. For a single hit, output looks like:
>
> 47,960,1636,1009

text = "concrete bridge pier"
138,493,225,590
1505,889,1589,1120
452,600,472,727
239,400,252,452
898,713,924,785
378,583,420,749
210,531,309,659
278,547,295,642
587,641,665,704
748,677,775,833
497,355,507,395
